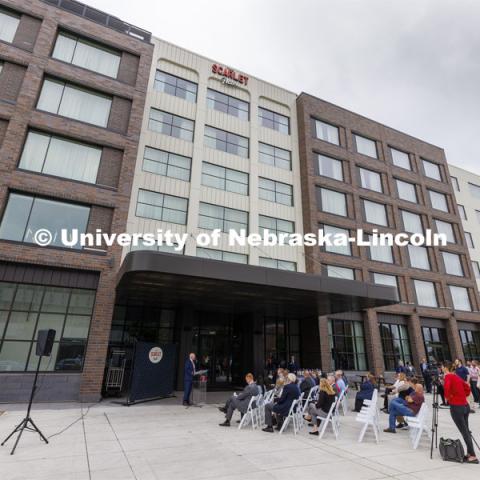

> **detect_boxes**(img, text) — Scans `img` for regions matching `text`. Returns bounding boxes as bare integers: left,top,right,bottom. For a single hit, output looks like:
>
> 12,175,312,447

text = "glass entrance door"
192,312,242,388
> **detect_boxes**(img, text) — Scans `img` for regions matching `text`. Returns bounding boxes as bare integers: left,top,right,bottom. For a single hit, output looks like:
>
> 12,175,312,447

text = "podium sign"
127,341,176,404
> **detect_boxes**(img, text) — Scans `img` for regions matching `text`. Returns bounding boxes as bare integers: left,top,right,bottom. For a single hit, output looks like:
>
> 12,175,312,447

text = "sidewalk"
0,393,478,480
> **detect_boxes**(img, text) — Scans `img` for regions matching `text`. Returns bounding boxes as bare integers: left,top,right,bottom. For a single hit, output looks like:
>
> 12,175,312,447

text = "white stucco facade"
123,37,305,271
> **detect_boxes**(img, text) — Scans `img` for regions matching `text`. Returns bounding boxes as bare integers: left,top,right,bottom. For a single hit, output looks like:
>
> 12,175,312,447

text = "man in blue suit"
263,373,300,432
183,352,196,406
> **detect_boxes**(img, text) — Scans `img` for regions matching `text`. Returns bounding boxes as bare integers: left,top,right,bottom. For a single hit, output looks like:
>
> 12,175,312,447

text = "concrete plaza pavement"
0,392,479,480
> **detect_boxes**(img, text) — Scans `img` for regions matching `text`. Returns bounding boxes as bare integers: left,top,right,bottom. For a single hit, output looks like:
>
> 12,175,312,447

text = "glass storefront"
422,326,451,363
379,322,412,370
328,319,367,370
0,281,95,372
460,329,480,360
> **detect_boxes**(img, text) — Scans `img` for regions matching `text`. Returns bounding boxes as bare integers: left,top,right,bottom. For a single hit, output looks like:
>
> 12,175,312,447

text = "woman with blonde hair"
382,371,406,413
304,378,336,435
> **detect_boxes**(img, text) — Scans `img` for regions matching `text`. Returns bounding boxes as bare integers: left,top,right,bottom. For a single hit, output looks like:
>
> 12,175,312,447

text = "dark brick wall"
0,62,26,102
118,52,140,86
297,93,480,374
97,147,123,188
0,0,153,402
12,11,42,52
108,96,132,134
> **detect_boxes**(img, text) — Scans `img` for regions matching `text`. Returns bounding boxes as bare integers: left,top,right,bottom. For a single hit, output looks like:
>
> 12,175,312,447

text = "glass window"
259,143,291,170
52,32,120,78
201,162,248,195
136,190,188,225
414,280,438,307
468,183,480,199
198,202,248,234
197,248,247,264
259,257,296,271
0,282,94,372
0,8,20,43
460,329,480,361
317,154,343,181
319,188,347,216
354,134,377,158
323,225,351,256
329,319,367,371
429,190,449,212
442,252,463,276
142,146,191,182
258,107,289,134
465,232,475,249
396,179,417,202
390,148,411,170
314,119,339,145
359,168,382,192
423,159,442,181
435,219,455,243
373,273,398,291
207,89,248,120
19,131,101,184
408,245,430,270
380,323,412,370
154,70,197,103
449,285,471,311
458,205,467,220
326,265,355,280
148,108,194,142
401,210,423,234
0,193,89,249
259,178,293,206
204,125,248,158
472,261,480,279
37,79,112,128
369,236,393,263
259,215,294,236
451,176,460,191
363,199,388,226
422,326,450,363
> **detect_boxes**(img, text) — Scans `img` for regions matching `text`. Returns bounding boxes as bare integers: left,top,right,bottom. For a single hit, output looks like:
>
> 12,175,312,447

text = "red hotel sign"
212,64,249,87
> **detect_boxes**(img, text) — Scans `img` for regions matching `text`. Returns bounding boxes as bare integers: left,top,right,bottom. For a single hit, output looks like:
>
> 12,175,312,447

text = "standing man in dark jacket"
420,357,432,393
183,352,196,406
263,373,300,432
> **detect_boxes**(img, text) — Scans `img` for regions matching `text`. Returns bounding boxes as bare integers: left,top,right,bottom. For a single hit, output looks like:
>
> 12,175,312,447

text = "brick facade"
0,0,153,401
296,93,480,374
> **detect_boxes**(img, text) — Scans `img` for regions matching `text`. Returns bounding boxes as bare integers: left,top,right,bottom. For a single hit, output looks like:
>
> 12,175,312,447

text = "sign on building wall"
212,64,249,87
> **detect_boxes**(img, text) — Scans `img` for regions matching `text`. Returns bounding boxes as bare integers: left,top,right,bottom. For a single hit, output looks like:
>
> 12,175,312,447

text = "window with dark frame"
154,70,197,103
204,125,249,158
148,109,194,142
328,319,367,371
207,88,249,120
143,147,191,182
379,323,412,371
258,107,290,134
460,329,480,361
422,326,451,363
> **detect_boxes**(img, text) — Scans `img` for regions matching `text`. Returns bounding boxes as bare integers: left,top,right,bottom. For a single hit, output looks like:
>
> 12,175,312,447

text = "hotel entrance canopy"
116,252,398,317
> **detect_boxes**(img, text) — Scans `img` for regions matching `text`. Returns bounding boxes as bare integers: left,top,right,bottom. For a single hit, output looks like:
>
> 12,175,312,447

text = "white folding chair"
408,403,431,449
302,386,319,414
318,396,340,439
238,395,259,430
279,399,300,435
340,386,349,415
356,389,380,443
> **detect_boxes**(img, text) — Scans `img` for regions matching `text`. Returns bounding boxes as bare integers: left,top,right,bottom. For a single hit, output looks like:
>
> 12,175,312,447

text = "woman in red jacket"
443,361,478,464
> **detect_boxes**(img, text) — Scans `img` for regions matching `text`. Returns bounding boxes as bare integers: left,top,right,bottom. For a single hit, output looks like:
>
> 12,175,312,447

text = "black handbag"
439,438,465,463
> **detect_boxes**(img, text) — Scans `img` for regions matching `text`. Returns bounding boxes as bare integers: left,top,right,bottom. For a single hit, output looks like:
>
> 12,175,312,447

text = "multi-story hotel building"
2,0,478,403
297,93,480,374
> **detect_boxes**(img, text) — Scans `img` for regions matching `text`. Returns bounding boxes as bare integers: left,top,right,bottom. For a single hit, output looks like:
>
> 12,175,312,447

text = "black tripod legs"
1,416,48,455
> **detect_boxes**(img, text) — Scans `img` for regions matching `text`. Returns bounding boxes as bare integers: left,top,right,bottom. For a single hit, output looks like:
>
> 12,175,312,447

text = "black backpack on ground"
439,438,465,463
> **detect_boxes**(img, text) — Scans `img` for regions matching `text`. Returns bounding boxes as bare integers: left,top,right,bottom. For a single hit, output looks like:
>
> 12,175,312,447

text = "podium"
192,370,208,406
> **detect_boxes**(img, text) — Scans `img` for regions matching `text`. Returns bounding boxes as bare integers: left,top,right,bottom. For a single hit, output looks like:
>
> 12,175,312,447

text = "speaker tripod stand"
1,355,49,455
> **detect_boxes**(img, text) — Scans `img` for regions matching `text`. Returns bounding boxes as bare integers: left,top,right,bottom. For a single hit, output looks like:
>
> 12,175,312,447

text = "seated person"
394,382,415,428
382,372,407,413
262,373,300,433
384,384,425,433
327,374,338,394
335,370,347,393
300,371,315,396
304,378,336,435
219,373,258,427
354,373,376,412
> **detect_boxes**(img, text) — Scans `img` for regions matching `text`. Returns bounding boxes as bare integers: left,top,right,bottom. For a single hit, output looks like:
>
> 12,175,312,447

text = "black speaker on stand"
1,329,55,455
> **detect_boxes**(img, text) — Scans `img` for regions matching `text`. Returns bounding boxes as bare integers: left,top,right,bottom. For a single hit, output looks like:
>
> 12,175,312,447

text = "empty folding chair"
356,390,380,443
408,403,431,449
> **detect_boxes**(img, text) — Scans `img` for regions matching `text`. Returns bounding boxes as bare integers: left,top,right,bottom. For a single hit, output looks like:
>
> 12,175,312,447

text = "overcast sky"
84,0,480,174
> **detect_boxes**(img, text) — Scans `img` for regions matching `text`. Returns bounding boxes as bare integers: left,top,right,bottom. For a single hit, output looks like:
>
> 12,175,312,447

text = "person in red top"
443,361,478,464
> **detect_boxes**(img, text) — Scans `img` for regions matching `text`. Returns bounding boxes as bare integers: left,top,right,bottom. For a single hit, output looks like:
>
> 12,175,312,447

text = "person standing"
420,357,432,394
183,352,196,406
468,360,480,405
443,361,478,464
